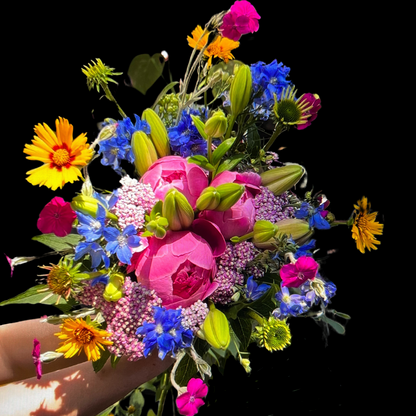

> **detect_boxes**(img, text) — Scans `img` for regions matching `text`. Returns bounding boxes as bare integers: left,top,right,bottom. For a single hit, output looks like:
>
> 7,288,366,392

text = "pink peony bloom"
199,171,262,240
37,196,76,237
129,219,225,309
280,256,319,288
220,1,261,41
32,338,42,379
296,93,321,131
176,378,208,416
140,156,208,209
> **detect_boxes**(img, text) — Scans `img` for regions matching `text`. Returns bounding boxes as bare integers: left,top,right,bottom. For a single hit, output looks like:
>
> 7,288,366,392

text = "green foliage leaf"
92,348,111,373
129,388,145,415
96,403,118,416
211,137,236,166
229,311,253,351
330,310,352,320
187,155,214,171
128,54,165,95
32,233,83,252
246,124,261,159
215,154,245,176
320,315,346,335
175,352,197,387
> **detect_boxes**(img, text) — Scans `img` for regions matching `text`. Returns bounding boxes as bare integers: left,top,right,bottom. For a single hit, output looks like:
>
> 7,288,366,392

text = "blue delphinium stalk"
74,241,110,269
76,204,107,242
294,239,317,259
300,276,337,307
136,307,193,359
295,202,330,230
103,224,141,265
245,276,271,301
273,284,308,319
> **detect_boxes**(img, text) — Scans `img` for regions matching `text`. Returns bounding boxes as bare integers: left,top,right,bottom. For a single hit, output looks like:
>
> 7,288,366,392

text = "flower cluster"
4,2,383,415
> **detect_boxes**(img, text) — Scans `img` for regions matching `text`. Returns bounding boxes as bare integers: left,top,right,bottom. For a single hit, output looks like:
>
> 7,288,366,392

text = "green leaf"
129,388,145,415
229,311,253,351
175,351,197,387
330,310,352,320
32,233,83,252
147,410,156,416
187,155,214,171
95,403,117,416
246,124,261,159
215,154,245,176
320,315,346,335
211,137,236,166
128,53,165,95
92,348,111,373
151,81,179,109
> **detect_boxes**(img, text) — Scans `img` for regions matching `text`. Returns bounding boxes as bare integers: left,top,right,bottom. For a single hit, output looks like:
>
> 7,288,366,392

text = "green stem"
264,123,284,152
224,114,236,141
101,83,127,119
156,371,171,416
247,310,265,325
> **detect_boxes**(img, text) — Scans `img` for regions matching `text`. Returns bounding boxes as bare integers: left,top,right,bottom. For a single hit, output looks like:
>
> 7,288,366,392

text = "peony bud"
196,187,221,211
230,64,252,117
146,217,169,239
201,302,230,350
162,189,194,231
215,183,245,211
131,130,158,177
252,220,279,244
103,273,124,302
260,164,305,196
142,108,170,157
204,110,228,138
71,194,118,221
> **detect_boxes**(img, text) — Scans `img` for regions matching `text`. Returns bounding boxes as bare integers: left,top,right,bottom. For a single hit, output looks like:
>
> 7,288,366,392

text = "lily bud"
162,189,194,231
131,130,158,177
260,164,305,196
196,186,221,211
204,110,228,138
230,64,252,117
201,302,230,350
142,108,170,157
71,194,118,220
252,220,279,244
103,273,124,302
215,183,245,211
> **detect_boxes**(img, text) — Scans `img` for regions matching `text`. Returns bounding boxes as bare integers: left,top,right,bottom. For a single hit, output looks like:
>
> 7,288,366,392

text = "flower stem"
156,370,171,416
247,309,265,325
101,83,127,119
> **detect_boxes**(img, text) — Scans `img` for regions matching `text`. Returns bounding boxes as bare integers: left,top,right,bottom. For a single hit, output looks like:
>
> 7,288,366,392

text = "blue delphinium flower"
74,241,110,269
245,276,271,301
273,284,308,319
103,224,141,265
294,239,316,259
93,190,118,211
295,202,330,230
90,273,110,287
300,276,337,307
76,204,107,242
136,307,193,359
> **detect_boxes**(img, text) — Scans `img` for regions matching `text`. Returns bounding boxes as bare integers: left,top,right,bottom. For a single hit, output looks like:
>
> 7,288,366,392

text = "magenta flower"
280,256,319,288
296,93,322,130
32,338,42,379
176,378,208,416
37,196,77,237
220,1,261,41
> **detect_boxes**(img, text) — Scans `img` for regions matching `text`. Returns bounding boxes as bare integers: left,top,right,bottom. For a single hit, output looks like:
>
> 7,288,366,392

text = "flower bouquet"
1,1,384,415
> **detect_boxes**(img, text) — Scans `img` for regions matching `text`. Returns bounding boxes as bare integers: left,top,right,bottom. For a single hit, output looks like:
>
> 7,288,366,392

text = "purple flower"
274,285,308,319
295,202,330,230
176,378,208,416
103,224,141,265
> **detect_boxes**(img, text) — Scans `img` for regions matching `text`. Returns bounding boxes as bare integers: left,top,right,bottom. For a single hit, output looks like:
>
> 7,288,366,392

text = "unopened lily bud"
230,64,252,117
40,351,64,363
146,217,169,239
162,189,194,231
201,303,230,350
252,220,279,244
204,110,228,138
142,108,170,157
215,183,245,211
103,273,124,302
260,164,305,196
196,187,221,211
71,194,118,220
131,130,158,177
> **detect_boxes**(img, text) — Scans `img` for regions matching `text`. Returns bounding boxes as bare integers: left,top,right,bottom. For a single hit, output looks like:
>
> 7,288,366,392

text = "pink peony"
129,219,225,309
296,93,321,131
220,1,261,41
140,156,208,209
280,256,319,288
37,196,76,237
176,378,208,416
199,171,262,240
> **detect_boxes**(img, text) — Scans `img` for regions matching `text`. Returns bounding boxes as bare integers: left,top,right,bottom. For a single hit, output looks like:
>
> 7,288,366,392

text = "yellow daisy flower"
351,196,384,253
24,117,93,190
187,25,239,68
55,317,113,362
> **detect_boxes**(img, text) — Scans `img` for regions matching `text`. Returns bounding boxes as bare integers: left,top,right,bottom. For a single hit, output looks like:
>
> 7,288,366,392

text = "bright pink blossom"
296,93,321,130
280,256,319,288
129,219,225,309
32,338,42,379
199,171,262,240
140,156,208,209
176,378,208,416
37,196,76,237
220,1,261,41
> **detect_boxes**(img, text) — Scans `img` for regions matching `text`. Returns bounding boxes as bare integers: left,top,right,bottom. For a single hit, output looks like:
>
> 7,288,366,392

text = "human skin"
0,318,174,416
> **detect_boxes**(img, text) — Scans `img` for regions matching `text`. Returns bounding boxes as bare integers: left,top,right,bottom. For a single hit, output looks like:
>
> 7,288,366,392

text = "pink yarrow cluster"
179,300,209,334
254,187,296,223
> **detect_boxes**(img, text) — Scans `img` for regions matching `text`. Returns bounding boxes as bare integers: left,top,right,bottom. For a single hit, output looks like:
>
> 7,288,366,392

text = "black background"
1,2,391,415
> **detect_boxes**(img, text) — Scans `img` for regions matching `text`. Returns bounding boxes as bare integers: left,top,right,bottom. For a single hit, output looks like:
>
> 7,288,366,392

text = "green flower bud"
215,183,245,211
146,217,169,239
252,220,279,244
229,64,252,117
201,303,230,350
103,273,124,302
162,189,194,231
196,187,221,211
260,164,305,196
142,108,171,157
204,110,228,138
71,194,118,221
131,130,158,177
